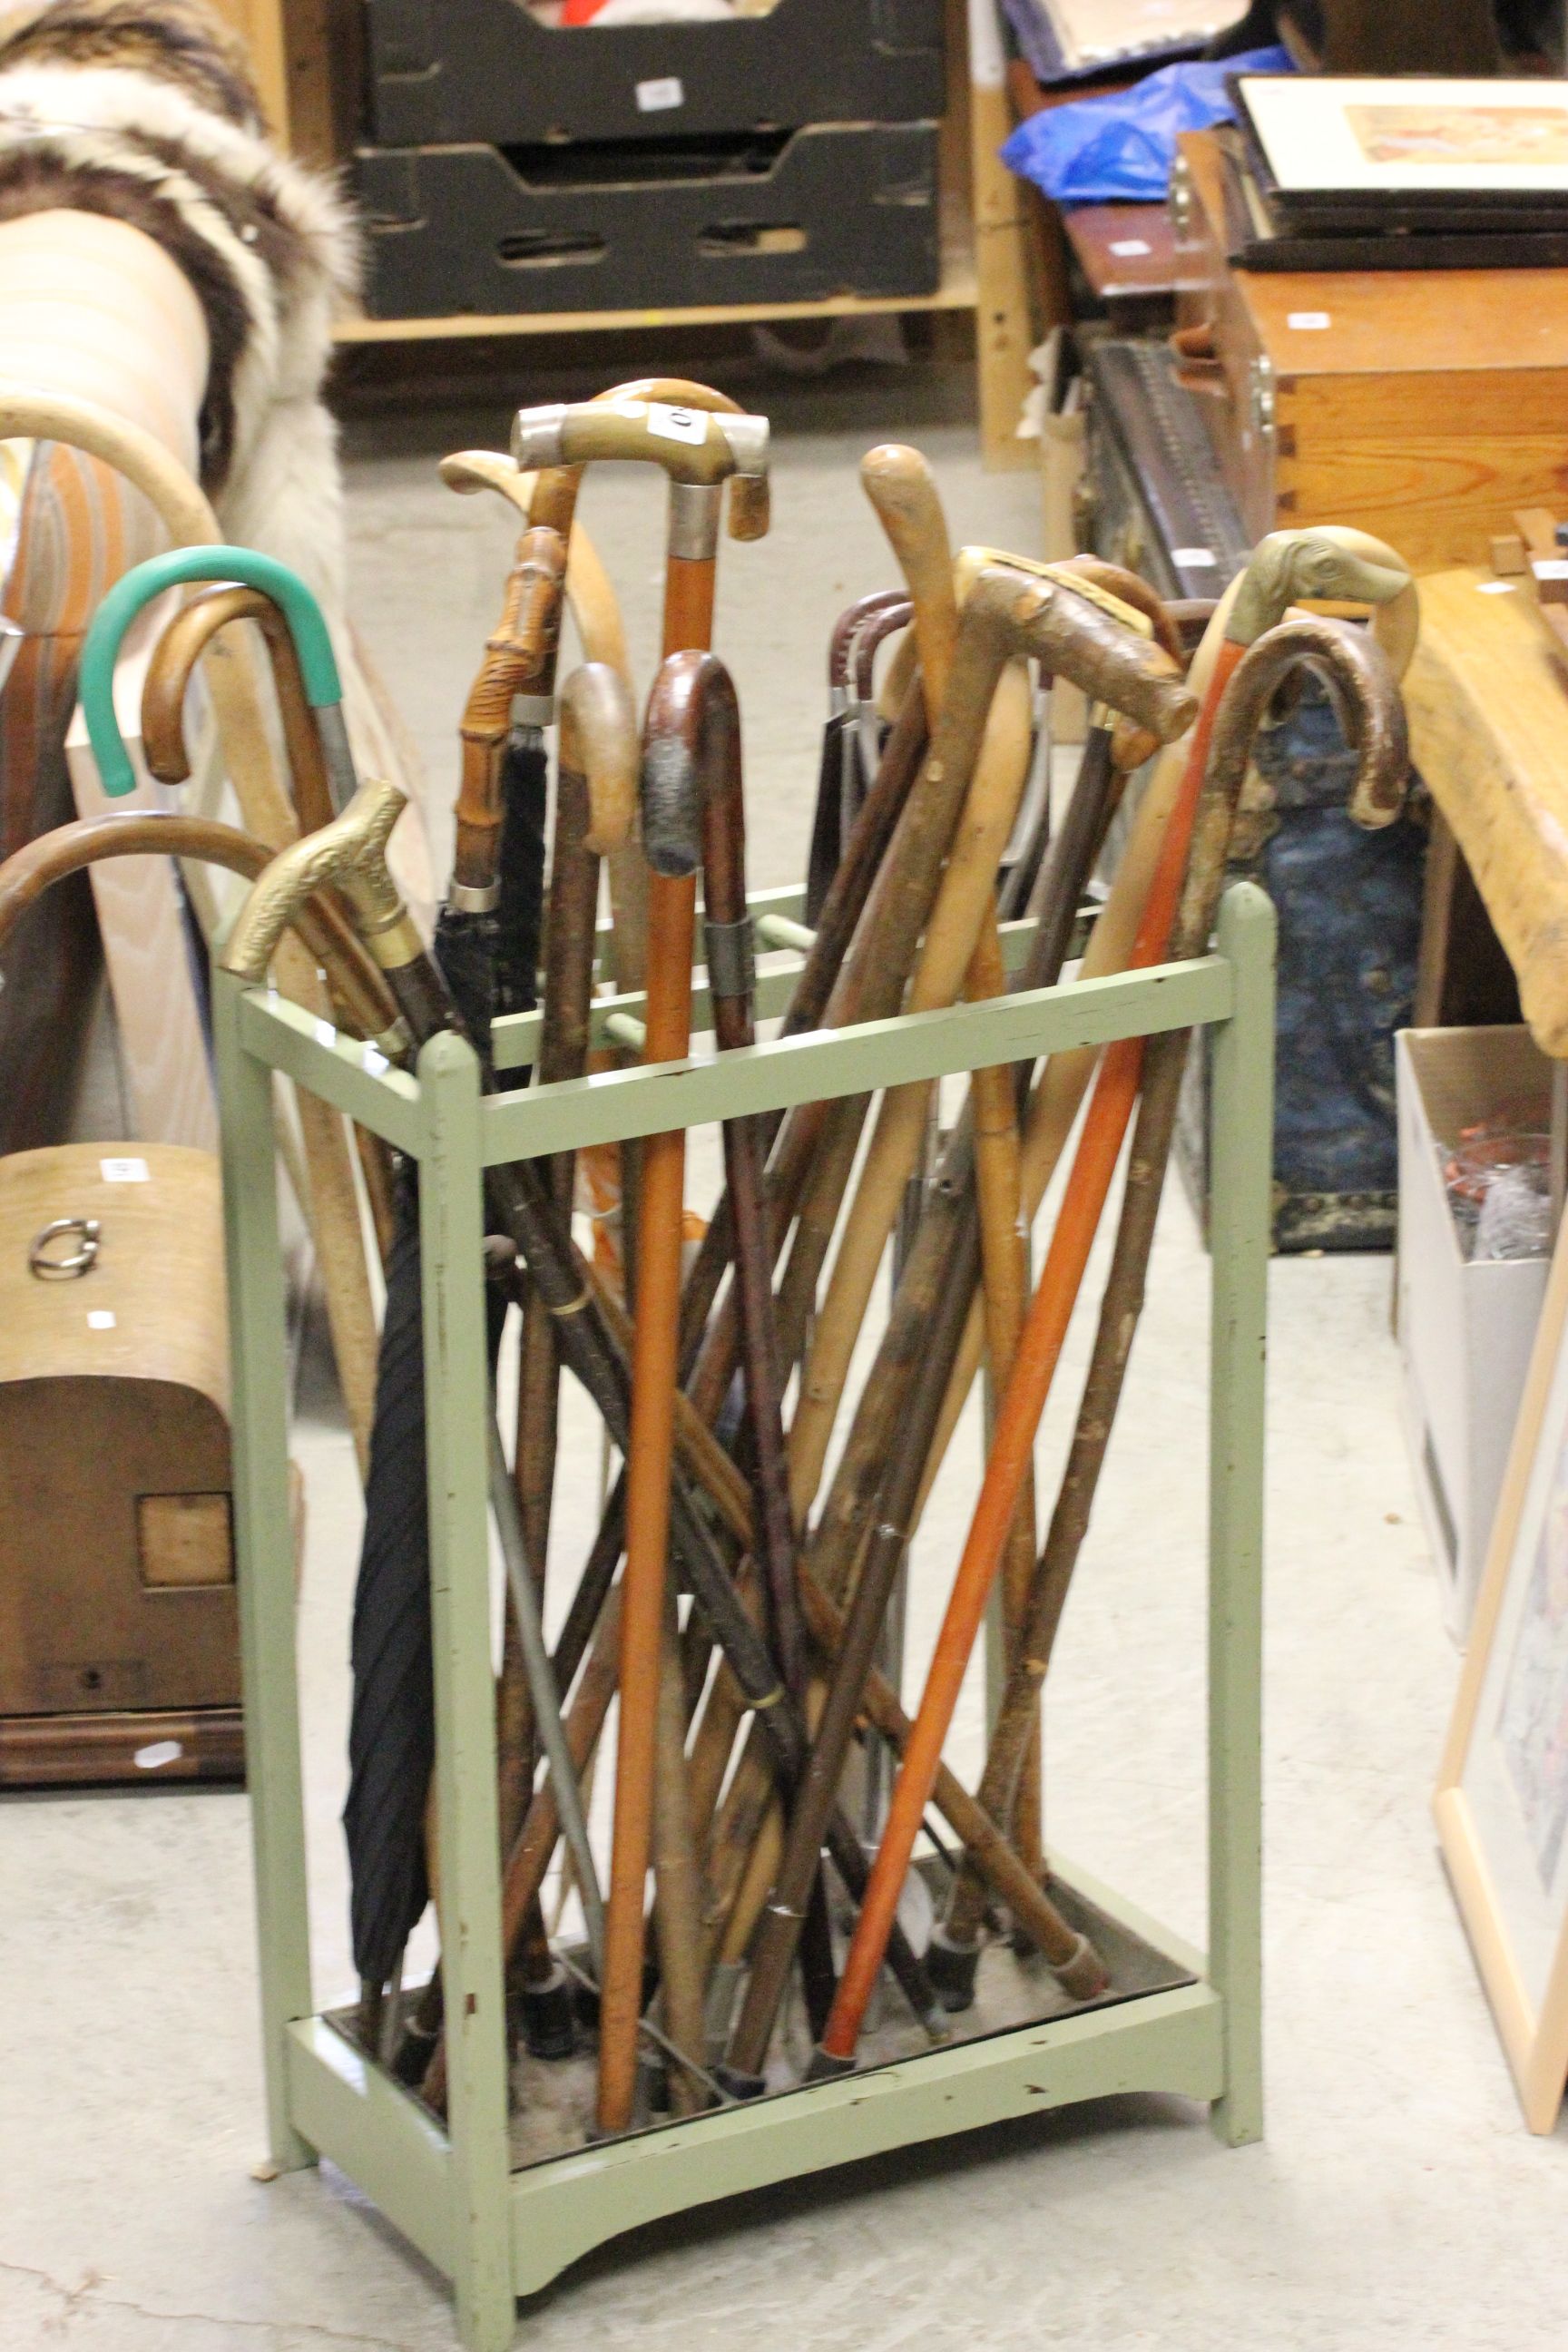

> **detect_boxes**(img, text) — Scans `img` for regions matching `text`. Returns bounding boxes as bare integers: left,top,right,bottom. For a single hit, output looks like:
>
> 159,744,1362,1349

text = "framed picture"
1436,1219,1568,2133
1238,74,1568,200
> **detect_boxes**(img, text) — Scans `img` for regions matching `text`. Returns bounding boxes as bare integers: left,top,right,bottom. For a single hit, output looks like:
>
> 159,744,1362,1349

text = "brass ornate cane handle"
224,776,412,986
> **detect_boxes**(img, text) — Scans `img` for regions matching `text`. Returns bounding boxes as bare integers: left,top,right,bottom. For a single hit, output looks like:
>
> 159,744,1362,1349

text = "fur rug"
0,1,357,612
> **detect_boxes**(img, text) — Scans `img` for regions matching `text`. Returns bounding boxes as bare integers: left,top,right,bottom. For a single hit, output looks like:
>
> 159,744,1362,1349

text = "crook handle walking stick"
79,545,352,808
140,583,336,835
0,810,397,1041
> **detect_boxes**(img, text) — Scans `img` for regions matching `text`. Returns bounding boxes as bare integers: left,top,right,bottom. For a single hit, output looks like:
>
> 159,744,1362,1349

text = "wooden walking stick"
933,616,1411,2000
815,537,1416,2071
597,652,715,2132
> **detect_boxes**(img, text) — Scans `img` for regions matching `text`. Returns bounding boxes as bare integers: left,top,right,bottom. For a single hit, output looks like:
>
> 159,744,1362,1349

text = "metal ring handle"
29,1216,101,1279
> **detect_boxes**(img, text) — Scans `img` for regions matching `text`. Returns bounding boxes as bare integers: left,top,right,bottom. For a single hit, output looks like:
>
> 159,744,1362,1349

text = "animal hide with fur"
0,1,358,613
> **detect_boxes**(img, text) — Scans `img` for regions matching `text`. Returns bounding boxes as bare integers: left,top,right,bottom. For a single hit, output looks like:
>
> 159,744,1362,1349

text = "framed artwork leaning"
1436,1215,1568,2133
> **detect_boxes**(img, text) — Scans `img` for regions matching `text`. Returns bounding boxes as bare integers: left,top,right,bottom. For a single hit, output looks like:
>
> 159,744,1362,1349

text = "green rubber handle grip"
79,546,342,799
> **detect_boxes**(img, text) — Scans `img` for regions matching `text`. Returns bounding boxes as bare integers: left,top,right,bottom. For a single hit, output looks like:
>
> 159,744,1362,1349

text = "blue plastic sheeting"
1000,44,1294,205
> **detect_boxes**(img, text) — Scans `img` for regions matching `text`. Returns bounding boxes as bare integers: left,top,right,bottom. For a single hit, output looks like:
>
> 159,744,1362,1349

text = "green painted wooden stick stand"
214,877,1277,2352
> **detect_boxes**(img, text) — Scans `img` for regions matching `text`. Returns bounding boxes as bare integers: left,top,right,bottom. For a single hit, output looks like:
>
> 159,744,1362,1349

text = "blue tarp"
1000,44,1295,206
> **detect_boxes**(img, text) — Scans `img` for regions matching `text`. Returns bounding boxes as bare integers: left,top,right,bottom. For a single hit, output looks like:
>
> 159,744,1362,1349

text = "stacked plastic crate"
355,0,946,319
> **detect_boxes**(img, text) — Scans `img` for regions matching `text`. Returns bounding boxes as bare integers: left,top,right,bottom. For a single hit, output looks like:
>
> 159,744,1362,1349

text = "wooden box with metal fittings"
1171,128,1568,574
0,1142,248,1788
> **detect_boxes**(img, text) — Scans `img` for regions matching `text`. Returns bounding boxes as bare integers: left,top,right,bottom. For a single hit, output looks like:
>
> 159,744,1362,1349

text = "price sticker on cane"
647,403,708,448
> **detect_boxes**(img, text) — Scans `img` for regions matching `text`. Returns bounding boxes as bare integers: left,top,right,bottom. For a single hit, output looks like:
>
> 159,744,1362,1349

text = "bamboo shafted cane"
815,536,1417,2070
938,619,1410,1989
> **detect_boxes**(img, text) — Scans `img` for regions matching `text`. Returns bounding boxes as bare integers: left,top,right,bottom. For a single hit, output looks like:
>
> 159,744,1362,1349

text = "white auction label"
134,1740,183,1770
1535,558,1568,580
100,1156,149,1183
315,1017,338,1047
1109,238,1152,257
647,402,707,446
1171,546,1217,568
1288,310,1331,329
635,75,684,113
86,1310,116,1330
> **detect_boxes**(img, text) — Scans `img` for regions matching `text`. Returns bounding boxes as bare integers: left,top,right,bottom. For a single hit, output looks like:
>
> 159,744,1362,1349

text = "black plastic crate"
356,123,941,318
361,0,944,149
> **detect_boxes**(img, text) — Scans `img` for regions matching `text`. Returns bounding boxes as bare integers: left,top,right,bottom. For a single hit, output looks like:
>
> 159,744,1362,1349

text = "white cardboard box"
1396,1026,1553,1642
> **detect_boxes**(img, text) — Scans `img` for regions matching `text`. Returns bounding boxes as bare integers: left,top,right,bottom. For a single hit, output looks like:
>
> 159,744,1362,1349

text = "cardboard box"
1396,1027,1553,1641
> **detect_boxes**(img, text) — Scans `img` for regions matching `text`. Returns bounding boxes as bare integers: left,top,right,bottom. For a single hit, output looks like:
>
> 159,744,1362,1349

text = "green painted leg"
418,1034,515,2352
1205,885,1275,2151
215,973,315,2174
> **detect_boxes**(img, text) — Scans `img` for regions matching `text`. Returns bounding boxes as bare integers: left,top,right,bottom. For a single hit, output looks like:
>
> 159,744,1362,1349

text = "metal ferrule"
510,404,569,472
447,878,501,914
511,692,554,728
352,902,426,975
667,480,720,564
717,414,769,476
703,914,755,1004
828,682,849,717
314,702,358,817
372,1015,414,1063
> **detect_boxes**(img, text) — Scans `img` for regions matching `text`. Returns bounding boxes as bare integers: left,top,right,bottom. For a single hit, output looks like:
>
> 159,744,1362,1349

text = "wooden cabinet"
1173,131,1568,573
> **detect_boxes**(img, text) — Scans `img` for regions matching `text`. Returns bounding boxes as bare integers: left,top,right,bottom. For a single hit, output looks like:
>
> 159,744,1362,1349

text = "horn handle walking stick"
814,536,1416,2071
937,618,1410,1986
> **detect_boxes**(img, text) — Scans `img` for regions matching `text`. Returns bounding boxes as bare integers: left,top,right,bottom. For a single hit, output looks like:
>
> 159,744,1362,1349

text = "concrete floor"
5,358,1567,2350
